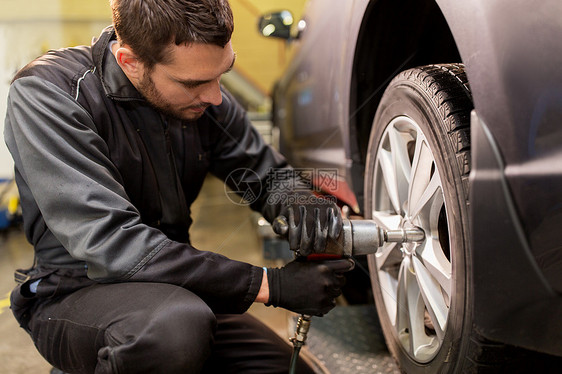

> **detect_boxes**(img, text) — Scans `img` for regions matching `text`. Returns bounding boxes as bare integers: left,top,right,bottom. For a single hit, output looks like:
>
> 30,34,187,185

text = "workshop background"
0,0,305,178
0,1,398,373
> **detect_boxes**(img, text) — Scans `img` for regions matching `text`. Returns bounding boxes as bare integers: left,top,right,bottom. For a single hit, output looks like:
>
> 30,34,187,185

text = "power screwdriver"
274,218,425,373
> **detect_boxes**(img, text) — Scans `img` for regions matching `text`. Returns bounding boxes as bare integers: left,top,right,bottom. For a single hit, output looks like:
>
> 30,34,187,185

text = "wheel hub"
399,220,420,257
369,116,452,363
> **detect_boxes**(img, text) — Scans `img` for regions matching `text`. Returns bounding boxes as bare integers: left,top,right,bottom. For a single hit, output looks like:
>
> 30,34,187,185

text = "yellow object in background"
8,196,18,216
0,180,19,216
229,0,307,95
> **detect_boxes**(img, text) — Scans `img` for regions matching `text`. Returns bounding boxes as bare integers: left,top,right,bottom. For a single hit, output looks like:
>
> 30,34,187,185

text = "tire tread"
392,63,473,201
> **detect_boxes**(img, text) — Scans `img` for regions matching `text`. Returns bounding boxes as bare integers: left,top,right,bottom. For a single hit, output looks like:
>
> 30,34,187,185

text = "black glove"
272,193,343,256
266,258,355,316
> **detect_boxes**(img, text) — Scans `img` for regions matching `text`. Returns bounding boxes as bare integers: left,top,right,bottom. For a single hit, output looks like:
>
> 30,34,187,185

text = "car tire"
364,63,562,373
364,64,472,373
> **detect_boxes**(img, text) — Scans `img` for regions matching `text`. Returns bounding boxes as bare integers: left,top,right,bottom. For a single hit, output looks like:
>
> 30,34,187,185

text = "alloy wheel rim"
371,116,452,363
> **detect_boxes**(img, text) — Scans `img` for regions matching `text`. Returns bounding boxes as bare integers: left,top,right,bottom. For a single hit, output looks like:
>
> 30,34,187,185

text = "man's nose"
200,79,223,106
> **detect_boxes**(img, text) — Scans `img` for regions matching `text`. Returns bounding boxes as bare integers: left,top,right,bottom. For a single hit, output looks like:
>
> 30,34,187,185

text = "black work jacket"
4,26,288,313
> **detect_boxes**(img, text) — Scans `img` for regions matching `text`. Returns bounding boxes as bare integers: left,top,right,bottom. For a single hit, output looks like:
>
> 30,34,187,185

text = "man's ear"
114,45,143,80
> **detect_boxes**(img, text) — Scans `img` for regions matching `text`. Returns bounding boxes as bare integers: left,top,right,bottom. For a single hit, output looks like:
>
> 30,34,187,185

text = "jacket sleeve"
207,88,309,221
4,76,262,313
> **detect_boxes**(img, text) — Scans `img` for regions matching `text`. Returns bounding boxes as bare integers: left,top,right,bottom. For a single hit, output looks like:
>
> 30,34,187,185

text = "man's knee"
104,286,216,374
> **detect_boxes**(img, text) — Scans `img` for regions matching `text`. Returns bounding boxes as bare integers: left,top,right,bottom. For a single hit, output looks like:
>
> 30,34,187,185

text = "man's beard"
137,71,208,121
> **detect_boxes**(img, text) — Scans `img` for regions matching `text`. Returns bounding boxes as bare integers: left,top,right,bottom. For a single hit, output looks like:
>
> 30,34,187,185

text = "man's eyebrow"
176,54,236,87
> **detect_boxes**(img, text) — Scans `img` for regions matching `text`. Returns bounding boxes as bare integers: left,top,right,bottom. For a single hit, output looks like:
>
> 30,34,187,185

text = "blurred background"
0,0,307,179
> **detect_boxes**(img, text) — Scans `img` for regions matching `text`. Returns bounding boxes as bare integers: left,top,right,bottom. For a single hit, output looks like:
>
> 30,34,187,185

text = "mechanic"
3,0,352,373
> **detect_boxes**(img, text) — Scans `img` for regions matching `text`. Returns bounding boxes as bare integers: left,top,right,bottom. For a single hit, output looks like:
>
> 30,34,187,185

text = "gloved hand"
266,258,355,316
271,193,343,256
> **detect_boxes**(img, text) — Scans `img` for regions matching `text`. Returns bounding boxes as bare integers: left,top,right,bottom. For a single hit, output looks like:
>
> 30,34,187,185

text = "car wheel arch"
347,0,462,213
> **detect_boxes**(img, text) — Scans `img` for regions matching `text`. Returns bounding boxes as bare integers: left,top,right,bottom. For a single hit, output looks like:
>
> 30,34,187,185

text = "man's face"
136,41,235,121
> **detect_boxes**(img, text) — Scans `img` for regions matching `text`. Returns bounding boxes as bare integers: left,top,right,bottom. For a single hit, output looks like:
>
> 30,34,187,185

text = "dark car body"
266,0,562,362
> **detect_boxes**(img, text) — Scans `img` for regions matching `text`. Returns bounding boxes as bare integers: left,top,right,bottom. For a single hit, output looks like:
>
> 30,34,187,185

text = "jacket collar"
92,26,144,101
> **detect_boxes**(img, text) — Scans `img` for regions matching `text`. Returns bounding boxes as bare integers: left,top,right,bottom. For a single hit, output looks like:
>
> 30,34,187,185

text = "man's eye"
182,82,201,89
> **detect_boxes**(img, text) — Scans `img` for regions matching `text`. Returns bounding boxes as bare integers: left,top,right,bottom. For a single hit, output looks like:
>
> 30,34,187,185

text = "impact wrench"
276,218,425,374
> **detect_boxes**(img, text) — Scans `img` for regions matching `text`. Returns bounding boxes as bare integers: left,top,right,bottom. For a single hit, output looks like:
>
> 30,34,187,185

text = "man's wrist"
255,267,270,303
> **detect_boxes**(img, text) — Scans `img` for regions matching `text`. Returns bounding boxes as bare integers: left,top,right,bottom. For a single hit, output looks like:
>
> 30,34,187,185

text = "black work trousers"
19,282,315,374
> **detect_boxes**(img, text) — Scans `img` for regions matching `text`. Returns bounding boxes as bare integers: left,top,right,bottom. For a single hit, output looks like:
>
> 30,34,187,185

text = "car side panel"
470,113,562,355
438,0,562,352
438,0,562,291
273,0,368,173
273,0,369,207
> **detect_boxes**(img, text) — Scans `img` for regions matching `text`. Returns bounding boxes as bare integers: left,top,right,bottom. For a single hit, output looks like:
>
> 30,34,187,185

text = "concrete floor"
0,175,293,373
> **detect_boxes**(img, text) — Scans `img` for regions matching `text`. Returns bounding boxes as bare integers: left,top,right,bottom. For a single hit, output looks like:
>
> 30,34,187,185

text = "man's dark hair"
110,0,234,68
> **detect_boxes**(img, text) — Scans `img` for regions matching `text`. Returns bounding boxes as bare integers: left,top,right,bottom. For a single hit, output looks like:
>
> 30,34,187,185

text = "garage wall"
0,0,307,179
0,0,111,179
229,0,307,94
